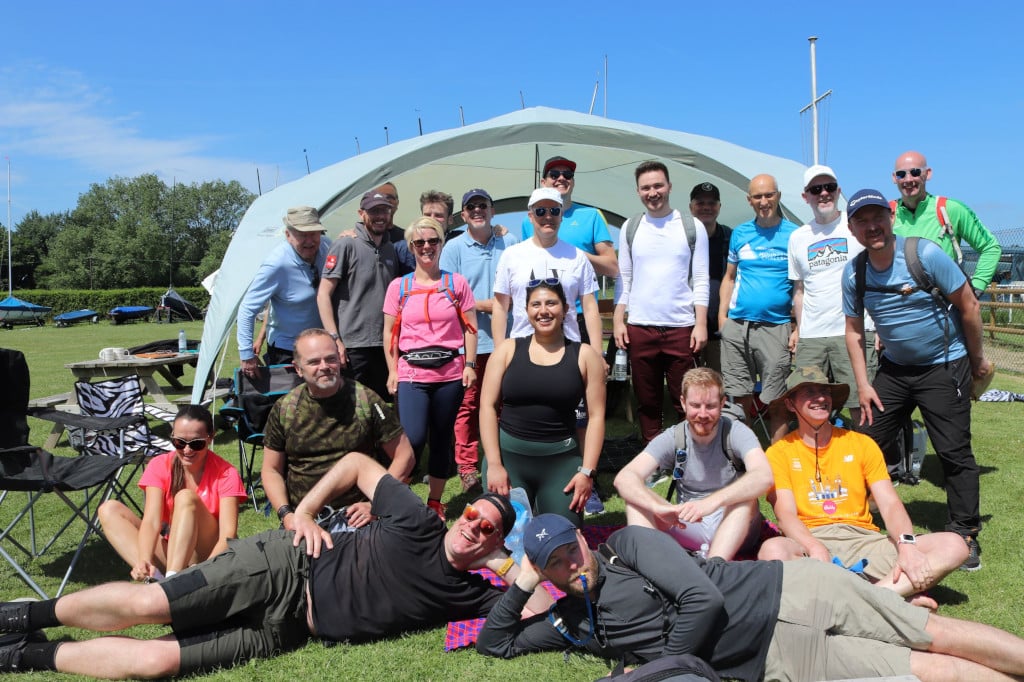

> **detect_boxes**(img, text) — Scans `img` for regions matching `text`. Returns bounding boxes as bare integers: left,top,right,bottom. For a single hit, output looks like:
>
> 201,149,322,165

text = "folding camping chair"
220,364,302,511
32,374,174,513
0,348,125,598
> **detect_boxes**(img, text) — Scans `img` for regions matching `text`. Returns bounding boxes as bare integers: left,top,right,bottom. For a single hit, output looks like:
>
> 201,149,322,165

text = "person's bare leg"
54,582,171,631
768,401,791,443
918,613,1024,676
757,535,806,561
706,500,757,560
910,650,1023,682
97,500,143,567
873,532,970,596
54,634,181,679
164,490,219,572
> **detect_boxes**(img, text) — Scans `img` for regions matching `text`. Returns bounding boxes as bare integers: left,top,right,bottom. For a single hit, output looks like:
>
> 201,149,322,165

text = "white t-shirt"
788,211,873,337
493,238,598,341
614,210,710,326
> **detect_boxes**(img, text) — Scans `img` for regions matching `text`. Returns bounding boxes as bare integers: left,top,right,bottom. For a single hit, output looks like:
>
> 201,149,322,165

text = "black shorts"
161,529,311,674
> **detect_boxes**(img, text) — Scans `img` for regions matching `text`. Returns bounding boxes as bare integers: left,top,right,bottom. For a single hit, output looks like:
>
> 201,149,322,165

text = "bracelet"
495,556,516,578
276,504,295,521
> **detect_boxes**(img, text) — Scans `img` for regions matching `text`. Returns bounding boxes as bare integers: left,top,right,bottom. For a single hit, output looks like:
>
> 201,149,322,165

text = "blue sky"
2,1,1022,234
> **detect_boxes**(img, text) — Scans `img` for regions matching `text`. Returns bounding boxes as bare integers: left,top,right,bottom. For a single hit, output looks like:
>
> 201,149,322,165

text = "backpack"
851,236,948,318
603,655,720,682
623,210,698,286
665,417,743,502
890,196,962,265
387,271,476,354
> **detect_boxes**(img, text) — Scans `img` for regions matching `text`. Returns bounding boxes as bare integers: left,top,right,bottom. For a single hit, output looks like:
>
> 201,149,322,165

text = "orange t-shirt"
767,428,890,531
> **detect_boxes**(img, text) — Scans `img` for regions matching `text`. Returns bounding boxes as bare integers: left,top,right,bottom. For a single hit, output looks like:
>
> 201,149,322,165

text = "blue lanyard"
547,574,595,647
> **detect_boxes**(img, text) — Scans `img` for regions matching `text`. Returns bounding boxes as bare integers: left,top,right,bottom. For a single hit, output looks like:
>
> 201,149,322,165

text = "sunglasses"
532,206,562,217
464,202,490,212
894,168,924,180
527,276,561,289
806,182,838,196
546,170,574,180
411,237,442,248
462,504,496,536
171,437,208,451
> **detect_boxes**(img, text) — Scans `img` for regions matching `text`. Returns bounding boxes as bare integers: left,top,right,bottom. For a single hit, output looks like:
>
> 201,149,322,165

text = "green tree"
10,210,68,289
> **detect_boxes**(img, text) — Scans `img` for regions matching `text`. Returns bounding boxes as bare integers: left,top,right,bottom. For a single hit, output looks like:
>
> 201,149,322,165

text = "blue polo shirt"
521,203,611,313
236,237,330,360
440,229,520,354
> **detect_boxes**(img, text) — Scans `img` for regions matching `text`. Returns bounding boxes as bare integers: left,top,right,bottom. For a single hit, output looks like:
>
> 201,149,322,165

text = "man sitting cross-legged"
758,367,968,604
613,367,773,560
0,454,551,678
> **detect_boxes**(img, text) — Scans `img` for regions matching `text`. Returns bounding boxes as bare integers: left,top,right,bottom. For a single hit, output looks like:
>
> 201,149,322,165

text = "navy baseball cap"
462,188,493,208
846,189,891,219
524,514,578,569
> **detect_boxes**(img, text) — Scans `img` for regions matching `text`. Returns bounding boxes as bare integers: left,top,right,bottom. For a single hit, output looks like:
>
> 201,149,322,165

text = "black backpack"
602,654,721,682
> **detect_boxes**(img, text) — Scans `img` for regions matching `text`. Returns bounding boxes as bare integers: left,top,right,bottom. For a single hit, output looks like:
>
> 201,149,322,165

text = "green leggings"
484,430,582,526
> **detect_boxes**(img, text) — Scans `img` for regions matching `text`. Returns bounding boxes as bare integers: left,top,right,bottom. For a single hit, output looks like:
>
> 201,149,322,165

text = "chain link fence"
971,228,1024,375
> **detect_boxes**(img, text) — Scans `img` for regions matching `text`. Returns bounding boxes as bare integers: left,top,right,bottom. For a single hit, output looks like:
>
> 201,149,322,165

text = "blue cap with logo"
524,513,578,569
846,189,891,219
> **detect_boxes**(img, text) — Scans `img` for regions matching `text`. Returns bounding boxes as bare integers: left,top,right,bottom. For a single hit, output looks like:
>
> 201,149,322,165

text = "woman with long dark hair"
98,404,246,580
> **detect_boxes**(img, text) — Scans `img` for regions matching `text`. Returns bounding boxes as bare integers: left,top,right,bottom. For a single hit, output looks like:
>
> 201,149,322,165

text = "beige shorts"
811,523,897,581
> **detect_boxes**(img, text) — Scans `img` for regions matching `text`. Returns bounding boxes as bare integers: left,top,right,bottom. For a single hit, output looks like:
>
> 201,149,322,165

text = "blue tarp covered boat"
54,309,100,327
108,305,154,325
0,295,52,329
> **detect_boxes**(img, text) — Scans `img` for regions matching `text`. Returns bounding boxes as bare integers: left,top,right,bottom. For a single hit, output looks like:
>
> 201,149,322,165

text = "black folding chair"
0,348,125,598
220,364,301,511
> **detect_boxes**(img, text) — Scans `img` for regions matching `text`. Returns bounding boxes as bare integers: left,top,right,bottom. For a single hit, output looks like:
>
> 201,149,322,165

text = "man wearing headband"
759,367,967,603
478,514,1024,680
1,454,551,677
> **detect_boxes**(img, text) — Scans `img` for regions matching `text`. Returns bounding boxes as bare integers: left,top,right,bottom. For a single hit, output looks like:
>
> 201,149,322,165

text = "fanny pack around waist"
400,346,458,368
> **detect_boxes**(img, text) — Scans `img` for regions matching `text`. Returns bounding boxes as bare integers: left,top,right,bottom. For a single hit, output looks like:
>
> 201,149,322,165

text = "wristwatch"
465,360,477,369
328,332,339,341
897,533,916,545
577,466,594,478
276,504,295,521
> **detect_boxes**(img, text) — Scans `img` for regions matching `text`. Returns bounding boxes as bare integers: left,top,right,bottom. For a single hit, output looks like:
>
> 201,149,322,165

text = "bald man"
718,174,800,442
891,151,1001,296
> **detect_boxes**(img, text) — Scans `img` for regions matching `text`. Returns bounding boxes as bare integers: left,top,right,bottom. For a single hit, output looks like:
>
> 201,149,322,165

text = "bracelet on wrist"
276,504,295,521
495,556,516,578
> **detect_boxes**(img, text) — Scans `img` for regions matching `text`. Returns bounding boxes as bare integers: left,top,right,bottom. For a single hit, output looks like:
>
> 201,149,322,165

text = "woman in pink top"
98,405,246,581
383,216,478,521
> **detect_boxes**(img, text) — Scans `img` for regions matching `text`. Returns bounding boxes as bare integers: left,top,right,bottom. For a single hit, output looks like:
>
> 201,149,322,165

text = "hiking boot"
583,489,605,516
0,631,46,673
427,498,447,522
459,471,482,495
0,602,31,635
960,536,982,572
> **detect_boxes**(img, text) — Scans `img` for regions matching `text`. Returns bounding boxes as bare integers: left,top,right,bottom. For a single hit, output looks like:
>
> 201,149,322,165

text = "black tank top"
499,336,584,442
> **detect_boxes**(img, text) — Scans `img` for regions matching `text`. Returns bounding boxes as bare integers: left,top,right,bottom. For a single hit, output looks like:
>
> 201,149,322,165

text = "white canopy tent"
192,106,814,401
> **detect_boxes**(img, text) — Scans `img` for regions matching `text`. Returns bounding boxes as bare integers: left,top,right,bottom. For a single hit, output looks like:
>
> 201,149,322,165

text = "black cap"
690,182,721,201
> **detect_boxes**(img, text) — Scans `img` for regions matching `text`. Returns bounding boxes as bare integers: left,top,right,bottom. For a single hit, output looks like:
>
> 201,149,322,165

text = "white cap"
527,187,563,208
803,164,837,189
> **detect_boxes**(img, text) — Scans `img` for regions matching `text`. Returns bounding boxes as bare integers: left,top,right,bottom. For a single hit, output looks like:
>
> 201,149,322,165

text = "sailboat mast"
6,156,11,298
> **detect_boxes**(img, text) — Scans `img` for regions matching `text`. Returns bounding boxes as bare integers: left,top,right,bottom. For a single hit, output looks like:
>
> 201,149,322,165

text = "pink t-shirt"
138,450,247,526
383,272,476,383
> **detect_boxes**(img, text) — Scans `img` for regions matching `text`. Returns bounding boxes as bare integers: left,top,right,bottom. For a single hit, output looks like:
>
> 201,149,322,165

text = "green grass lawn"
2,321,1024,680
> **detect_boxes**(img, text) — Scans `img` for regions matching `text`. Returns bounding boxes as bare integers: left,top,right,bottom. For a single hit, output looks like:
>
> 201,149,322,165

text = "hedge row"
8,288,211,316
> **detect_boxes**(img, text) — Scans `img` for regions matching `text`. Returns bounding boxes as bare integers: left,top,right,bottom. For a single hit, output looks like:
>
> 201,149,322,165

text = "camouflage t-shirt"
263,379,403,509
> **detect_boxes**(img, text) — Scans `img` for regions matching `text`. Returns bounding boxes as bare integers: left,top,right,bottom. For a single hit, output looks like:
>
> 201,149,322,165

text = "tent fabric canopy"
193,107,814,401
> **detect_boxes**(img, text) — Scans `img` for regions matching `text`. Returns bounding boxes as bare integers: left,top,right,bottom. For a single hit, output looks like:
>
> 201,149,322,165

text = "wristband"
495,556,516,578
276,504,295,521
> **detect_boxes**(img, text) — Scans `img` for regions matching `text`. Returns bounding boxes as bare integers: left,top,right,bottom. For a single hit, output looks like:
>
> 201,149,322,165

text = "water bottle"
612,348,628,381
910,420,926,477
177,329,188,353
504,488,533,564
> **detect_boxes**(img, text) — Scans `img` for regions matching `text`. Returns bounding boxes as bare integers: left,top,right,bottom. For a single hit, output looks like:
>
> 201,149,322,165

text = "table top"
65,353,197,370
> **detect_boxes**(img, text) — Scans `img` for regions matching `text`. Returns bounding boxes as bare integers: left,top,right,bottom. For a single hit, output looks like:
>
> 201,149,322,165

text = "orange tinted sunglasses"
462,504,496,536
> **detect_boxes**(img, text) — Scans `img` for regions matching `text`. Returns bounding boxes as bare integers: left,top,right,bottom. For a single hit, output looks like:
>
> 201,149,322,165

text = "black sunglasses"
171,437,208,451
546,170,574,180
806,182,838,196
532,207,562,217
894,168,924,180
527,277,561,289
411,237,442,248
464,202,490,212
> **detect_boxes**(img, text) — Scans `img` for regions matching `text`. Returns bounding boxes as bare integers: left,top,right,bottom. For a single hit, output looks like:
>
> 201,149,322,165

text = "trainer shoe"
0,602,31,634
427,498,447,522
583,489,605,516
0,630,46,673
459,470,482,495
960,536,982,572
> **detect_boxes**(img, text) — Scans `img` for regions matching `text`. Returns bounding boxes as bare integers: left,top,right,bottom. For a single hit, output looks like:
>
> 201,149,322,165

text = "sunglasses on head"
806,182,838,196
171,437,207,451
526,276,561,289
894,168,924,180
462,504,496,536
546,170,574,180
411,237,442,248
532,206,561,218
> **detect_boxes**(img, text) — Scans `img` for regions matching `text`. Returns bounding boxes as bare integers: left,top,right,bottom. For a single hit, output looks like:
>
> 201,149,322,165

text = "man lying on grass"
0,454,551,678
477,513,1024,681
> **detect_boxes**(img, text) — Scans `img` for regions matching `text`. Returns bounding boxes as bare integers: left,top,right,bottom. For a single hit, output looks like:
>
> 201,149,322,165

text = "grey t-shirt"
648,418,761,500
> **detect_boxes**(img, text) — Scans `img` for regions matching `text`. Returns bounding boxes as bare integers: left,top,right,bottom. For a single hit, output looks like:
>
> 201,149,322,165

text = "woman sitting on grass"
98,404,246,581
